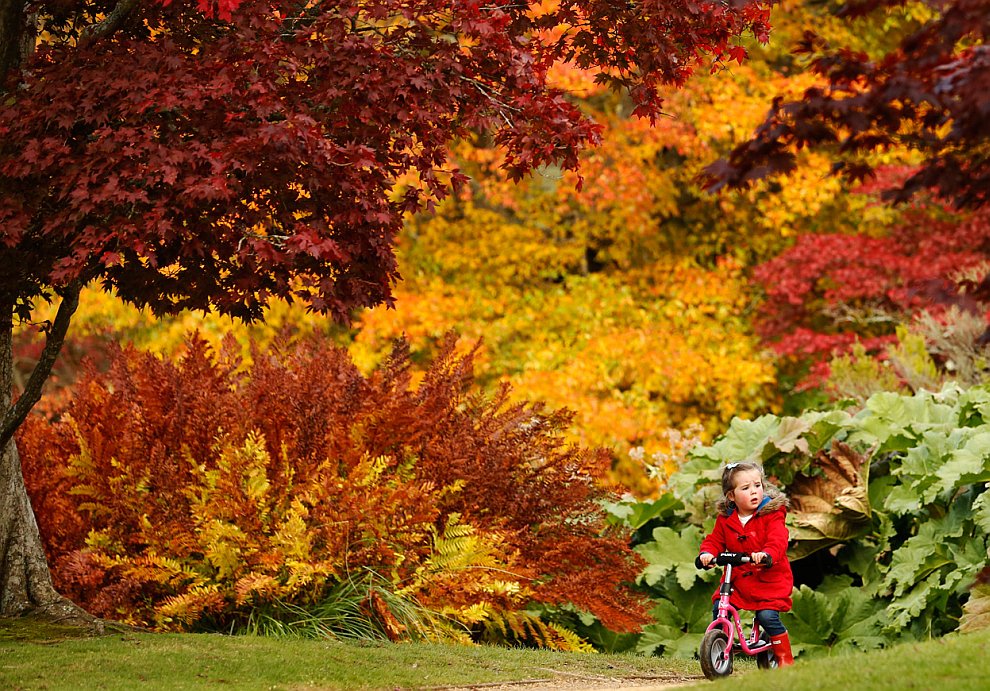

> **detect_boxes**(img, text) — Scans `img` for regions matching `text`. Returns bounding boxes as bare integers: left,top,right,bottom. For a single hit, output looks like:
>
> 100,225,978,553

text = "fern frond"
200,519,248,579
271,500,312,561
234,573,283,605
156,584,226,629
353,452,390,487
477,610,593,652
429,514,504,572
113,551,202,589
547,622,596,653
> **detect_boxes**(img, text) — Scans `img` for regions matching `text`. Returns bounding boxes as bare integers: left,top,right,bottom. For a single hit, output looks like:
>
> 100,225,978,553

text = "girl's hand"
699,552,715,567
751,551,768,564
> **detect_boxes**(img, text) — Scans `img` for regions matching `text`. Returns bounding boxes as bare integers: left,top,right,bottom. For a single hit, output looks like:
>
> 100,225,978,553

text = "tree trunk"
0,300,95,624
0,306,53,615
0,438,62,616
0,0,24,81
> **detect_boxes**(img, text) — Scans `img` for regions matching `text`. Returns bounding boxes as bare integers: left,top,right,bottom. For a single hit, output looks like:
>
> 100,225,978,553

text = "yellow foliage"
113,551,202,592
400,513,523,600
481,610,593,652
233,573,282,606
353,453,393,488
157,584,225,628
201,520,247,579
350,259,779,495
272,500,313,562
546,61,608,98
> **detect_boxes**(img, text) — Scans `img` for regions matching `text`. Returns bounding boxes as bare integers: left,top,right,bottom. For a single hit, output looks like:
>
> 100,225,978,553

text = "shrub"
19,333,647,646
623,384,990,657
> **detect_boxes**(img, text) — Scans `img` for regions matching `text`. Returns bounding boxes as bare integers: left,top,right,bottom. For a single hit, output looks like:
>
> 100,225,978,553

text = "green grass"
0,617,697,690
2,616,989,690
684,628,990,691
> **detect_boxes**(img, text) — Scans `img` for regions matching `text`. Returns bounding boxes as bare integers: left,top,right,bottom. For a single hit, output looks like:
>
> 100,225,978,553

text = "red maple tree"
754,205,990,368
702,0,990,210
0,0,773,619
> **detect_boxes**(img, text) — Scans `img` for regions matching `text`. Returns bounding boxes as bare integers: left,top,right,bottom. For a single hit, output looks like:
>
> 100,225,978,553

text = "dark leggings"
712,604,787,636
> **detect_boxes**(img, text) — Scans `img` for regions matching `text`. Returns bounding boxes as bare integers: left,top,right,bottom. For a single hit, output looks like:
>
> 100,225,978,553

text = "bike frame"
705,561,773,660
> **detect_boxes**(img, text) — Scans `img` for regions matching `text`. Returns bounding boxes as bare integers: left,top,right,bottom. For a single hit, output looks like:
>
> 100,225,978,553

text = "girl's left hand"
751,552,768,564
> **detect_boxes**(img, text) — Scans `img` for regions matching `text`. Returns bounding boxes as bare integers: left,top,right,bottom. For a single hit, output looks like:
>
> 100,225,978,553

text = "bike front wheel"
699,629,733,679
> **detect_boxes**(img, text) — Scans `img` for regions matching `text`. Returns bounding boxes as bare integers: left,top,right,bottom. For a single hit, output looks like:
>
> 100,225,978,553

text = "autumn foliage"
704,0,990,210
17,333,647,642
752,204,990,386
0,0,776,324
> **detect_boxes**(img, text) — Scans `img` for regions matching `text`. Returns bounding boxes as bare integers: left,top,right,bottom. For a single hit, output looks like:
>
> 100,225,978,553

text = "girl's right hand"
699,552,715,567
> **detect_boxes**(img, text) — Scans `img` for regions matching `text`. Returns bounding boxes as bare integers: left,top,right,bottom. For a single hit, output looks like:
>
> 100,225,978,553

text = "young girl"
698,461,794,666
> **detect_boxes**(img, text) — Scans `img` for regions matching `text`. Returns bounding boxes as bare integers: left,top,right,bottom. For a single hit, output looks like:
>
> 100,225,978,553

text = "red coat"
699,492,793,612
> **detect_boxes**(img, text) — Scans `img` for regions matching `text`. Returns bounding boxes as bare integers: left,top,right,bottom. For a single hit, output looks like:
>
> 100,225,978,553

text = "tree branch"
0,283,80,450
79,0,142,45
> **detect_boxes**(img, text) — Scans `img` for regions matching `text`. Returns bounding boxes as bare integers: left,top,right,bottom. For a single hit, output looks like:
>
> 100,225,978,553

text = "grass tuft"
234,571,466,643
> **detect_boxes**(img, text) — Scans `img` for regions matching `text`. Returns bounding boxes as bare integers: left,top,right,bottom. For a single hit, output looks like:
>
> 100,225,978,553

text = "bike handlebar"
695,552,773,569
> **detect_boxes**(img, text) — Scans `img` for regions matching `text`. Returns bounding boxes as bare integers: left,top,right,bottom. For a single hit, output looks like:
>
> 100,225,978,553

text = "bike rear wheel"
699,629,733,679
757,649,778,670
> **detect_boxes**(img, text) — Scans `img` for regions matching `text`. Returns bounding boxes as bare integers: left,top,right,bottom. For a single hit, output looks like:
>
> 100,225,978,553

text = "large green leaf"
883,483,923,515
851,393,916,450
891,429,960,504
803,410,854,456
635,582,715,658
947,534,990,594
882,522,953,597
781,586,834,654
635,526,706,591
936,430,990,495
634,626,679,657
667,454,721,502
699,415,782,464
958,386,990,427
663,632,704,659
602,493,684,531
782,581,887,656
882,426,990,512
851,388,958,454
885,577,936,630
975,488,990,535
880,503,988,634
827,587,887,651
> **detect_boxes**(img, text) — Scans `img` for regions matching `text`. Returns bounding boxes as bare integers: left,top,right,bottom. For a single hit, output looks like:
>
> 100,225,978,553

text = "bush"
19,333,647,646
621,383,990,657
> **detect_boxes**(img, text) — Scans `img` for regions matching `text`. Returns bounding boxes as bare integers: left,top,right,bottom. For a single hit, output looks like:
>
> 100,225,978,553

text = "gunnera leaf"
960,567,990,633
787,441,873,560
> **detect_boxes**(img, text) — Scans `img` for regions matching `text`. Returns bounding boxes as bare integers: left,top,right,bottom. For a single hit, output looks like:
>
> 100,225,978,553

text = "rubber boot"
770,632,794,666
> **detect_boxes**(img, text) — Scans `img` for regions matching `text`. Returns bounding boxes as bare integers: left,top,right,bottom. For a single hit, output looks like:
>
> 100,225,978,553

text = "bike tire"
757,649,778,670
699,629,733,679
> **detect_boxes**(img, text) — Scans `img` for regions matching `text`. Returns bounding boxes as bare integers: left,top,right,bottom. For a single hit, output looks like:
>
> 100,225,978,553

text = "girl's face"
728,469,765,515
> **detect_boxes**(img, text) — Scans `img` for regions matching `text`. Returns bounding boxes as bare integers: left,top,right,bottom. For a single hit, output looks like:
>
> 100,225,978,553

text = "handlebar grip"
763,554,773,568
695,555,713,570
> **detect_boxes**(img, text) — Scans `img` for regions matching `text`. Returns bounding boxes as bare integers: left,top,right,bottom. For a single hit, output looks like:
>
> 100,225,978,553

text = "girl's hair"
716,461,765,515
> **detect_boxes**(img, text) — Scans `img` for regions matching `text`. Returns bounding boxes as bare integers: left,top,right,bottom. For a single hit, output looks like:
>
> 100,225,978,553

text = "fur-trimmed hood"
717,484,789,517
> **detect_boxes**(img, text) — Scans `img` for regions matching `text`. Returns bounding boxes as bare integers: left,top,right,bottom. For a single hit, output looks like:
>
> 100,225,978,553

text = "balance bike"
694,551,777,679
